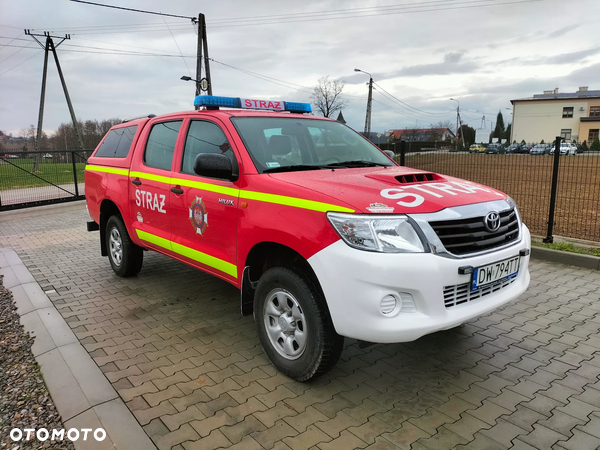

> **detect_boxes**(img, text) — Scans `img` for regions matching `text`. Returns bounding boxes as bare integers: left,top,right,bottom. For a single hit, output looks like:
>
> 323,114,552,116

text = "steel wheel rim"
109,227,123,266
263,289,307,360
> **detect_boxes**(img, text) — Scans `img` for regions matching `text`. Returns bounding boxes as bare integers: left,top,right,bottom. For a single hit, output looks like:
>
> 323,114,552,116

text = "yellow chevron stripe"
91,166,354,213
135,229,237,278
85,165,129,176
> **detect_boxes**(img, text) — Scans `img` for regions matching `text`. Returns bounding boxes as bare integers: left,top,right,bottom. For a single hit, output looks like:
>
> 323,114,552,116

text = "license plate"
472,256,520,291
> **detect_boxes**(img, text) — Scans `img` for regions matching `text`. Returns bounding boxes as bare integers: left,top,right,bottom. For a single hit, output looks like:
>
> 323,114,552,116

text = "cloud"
547,24,581,39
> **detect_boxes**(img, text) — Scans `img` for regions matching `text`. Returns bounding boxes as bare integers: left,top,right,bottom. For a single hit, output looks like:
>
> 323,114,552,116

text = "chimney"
579,86,589,92
554,88,559,94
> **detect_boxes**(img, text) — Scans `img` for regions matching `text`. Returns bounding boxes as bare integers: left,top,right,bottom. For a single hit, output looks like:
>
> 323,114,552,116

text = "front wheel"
106,215,143,277
254,267,344,381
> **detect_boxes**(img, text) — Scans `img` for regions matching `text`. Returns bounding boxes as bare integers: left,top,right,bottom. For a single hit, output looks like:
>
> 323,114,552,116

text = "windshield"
230,117,395,174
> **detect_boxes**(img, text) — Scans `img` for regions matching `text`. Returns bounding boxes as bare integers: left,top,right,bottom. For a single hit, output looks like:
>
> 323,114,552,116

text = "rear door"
168,118,240,283
129,119,183,254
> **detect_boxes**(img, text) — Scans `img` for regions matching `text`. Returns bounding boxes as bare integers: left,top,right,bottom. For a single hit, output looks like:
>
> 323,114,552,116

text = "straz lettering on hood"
381,181,504,208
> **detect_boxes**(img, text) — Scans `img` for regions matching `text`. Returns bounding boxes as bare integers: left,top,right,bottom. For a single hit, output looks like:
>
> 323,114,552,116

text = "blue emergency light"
194,95,311,114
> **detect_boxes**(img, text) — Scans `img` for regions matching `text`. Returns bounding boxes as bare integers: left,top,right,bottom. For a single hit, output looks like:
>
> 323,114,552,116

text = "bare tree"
311,76,347,118
429,120,455,141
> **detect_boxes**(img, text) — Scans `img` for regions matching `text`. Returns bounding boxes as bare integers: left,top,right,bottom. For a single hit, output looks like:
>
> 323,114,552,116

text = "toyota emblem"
484,211,500,232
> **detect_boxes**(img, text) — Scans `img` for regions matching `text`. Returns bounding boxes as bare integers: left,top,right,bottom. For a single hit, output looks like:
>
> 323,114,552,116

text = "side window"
95,125,138,158
181,120,235,174
144,120,182,171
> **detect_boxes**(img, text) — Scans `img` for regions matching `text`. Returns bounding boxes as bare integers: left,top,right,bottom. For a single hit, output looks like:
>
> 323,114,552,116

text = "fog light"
380,295,397,315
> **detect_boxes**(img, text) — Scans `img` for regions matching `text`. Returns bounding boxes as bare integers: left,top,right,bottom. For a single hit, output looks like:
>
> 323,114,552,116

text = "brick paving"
2,203,600,450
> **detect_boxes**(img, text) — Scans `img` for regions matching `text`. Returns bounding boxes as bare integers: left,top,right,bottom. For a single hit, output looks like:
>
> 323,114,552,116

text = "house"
511,87,600,144
387,128,455,142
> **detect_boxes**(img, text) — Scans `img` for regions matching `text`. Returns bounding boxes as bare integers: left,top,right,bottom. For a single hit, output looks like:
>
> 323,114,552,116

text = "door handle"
171,187,184,195
132,179,142,186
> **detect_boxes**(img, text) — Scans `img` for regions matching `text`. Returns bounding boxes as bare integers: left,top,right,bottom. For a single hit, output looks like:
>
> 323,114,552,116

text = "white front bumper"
308,225,531,343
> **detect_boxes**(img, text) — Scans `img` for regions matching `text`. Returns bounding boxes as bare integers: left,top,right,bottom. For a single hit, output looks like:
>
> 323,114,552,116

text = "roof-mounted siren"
193,95,312,113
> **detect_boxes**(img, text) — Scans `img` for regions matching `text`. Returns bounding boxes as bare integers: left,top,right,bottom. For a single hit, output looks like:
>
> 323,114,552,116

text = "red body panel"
268,167,506,214
85,108,510,291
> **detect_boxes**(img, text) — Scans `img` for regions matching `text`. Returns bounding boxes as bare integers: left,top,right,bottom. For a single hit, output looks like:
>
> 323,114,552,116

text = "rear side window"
144,120,182,171
95,125,138,158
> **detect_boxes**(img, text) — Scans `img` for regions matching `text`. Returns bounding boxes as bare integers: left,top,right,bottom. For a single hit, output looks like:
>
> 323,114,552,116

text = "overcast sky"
1,0,599,138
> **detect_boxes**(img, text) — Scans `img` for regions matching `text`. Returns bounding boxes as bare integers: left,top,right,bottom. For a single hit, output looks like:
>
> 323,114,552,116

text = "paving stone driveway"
2,203,600,450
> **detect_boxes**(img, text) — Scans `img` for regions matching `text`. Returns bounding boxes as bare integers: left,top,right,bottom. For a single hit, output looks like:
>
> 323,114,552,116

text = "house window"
590,106,600,117
562,107,574,118
589,129,599,142
560,129,572,140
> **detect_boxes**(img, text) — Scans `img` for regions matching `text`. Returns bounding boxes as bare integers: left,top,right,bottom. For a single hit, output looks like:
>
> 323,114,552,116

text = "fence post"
400,139,406,166
543,136,562,243
71,151,79,197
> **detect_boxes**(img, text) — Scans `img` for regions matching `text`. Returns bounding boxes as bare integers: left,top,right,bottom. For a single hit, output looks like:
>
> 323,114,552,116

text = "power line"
23,0,543,36
68,0,194,20
0,49,42,77
373,81,454,117
208,0,543,28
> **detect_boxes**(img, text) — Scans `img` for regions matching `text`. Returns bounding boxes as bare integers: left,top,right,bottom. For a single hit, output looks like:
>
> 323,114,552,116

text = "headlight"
327,213,426,253
506,196,522,224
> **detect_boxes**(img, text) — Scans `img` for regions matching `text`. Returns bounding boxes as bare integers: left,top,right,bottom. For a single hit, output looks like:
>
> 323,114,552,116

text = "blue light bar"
283,102,312,113
194,95,311,113
194,95,240,108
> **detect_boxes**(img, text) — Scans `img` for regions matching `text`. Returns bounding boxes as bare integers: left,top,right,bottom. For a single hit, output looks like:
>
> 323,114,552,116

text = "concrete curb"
531,246,600,270
0,247,156,450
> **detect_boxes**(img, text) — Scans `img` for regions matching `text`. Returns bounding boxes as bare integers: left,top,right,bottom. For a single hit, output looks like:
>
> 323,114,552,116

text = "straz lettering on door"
135,189,166,213
381,181,505,208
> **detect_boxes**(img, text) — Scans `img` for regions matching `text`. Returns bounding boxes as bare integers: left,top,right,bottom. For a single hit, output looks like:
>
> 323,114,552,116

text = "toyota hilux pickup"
85,95,530,381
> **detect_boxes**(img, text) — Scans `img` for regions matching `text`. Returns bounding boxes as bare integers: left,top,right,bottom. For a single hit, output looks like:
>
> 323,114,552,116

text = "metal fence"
2,145,599,244
0,150,91,211
385,141,600,243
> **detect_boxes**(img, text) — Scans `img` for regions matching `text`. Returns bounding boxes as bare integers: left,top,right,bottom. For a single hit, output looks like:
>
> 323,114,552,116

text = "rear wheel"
254,267,344,381
106,215,143,277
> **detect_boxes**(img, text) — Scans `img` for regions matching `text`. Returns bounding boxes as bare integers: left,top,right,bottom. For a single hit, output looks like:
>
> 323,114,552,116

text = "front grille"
443,277,517,308
429,208,519,255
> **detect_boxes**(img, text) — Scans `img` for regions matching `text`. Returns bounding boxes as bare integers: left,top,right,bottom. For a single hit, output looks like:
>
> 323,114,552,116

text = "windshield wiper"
263,164,325,173
324,160,391,168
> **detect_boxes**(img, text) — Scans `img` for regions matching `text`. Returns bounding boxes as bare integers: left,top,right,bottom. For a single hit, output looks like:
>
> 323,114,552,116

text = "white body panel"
309,225,531,343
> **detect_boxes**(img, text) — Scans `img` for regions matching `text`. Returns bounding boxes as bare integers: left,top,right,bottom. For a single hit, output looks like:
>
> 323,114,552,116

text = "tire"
254,267,344,381
106,215,143,277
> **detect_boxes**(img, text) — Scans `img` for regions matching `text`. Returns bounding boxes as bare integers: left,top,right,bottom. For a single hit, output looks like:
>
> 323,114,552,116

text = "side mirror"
194,153,238,181
383,150,395,159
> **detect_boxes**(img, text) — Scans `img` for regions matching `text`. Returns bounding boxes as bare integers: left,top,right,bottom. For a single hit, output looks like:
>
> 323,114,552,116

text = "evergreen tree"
493,111,505,140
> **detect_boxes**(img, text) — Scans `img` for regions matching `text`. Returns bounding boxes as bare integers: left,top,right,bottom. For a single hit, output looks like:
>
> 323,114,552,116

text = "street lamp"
181,76,209,110
450,98,463,151
355,68,373,137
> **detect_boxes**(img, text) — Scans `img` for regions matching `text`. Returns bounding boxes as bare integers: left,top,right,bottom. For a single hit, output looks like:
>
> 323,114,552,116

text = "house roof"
388,128,455,139
511,89,600,103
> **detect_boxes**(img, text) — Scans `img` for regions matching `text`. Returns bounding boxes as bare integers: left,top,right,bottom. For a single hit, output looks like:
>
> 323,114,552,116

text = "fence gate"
0,150,90,211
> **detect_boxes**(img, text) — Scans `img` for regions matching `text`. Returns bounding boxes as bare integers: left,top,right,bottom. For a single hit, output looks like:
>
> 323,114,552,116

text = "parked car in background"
485,144,506,154
469,144,486,153
506,143,522,153
518,144,532,154
529,144,546,155
550,143,577,155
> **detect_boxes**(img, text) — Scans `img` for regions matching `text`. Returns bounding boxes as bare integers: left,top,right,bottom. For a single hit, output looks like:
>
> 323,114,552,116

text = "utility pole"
365,76,373,137
450,98,460,151
25,30,84,165
193,13,213,109
354,68,373,137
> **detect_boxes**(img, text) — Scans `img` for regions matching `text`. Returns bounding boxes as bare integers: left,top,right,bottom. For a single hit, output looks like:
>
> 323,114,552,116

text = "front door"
169,119,240,283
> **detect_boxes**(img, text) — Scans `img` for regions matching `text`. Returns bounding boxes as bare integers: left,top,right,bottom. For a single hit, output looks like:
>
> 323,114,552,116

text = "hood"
268,166,507,214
